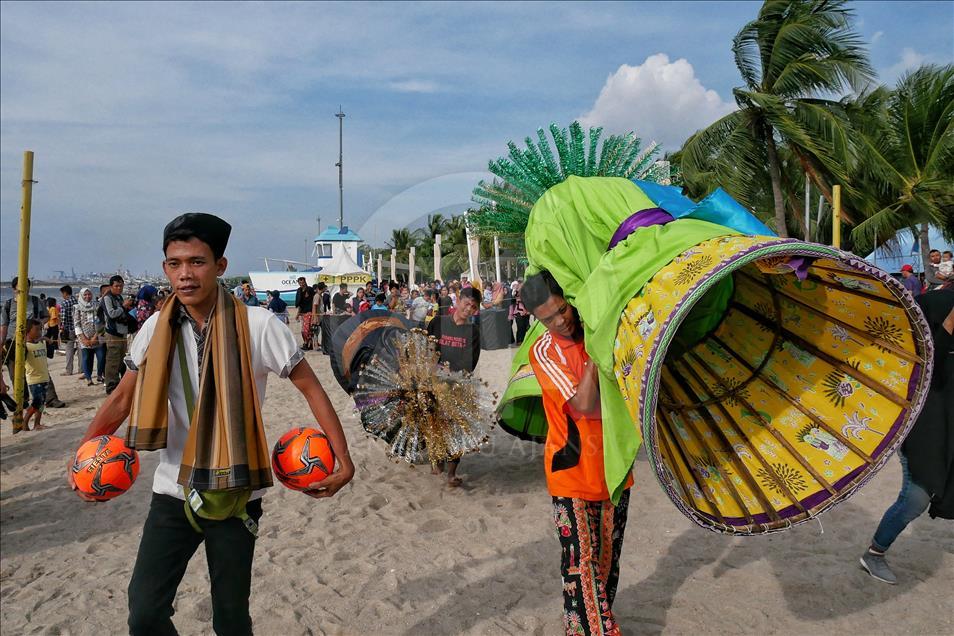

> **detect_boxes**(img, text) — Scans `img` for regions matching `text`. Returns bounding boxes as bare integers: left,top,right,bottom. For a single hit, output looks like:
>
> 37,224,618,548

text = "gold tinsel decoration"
353,329,496,464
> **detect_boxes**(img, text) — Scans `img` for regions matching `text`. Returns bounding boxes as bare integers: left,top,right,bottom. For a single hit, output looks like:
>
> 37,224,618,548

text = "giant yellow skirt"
613,235,933,534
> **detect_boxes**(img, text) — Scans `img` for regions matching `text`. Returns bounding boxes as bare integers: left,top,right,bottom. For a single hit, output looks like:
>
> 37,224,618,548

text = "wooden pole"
12,151,35,434
377,253,382,285
390,249,396,283
832,185,842,249
408,246,416,289
433,233,441,282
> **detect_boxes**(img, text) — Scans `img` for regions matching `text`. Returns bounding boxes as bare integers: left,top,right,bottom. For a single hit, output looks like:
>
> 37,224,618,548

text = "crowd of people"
0,276,170,430
267,274,532,352
0,271,534,426
899,249,953,296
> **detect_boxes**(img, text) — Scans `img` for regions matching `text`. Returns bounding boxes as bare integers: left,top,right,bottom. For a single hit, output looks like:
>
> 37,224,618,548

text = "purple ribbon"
607,208,674,250
781,256,812,281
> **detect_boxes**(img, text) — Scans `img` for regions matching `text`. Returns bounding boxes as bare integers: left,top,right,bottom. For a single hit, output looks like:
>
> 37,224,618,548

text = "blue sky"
1,1,951,279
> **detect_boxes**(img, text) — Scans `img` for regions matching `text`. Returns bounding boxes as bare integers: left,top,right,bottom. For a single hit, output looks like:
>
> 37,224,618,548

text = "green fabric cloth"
497,321,549,441
524,176,738,502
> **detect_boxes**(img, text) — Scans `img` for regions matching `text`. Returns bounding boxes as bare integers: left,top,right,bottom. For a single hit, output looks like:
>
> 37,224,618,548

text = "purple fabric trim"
781,256,812,281
607,208,673,250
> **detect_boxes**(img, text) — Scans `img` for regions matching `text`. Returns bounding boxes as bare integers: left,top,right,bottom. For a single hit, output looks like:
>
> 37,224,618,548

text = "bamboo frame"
654,396,727,524
731,302,910,408
736,271,920,363
689,352,837,495
667,362,783,524
660,378,757,526
710,333,874,464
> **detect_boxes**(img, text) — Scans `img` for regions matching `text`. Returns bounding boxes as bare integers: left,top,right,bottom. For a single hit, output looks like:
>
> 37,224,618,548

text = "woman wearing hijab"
136,285,158,332
74,287,106,385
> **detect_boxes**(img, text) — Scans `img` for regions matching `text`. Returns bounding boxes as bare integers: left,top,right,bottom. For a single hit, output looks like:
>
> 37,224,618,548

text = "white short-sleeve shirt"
127,306,304,500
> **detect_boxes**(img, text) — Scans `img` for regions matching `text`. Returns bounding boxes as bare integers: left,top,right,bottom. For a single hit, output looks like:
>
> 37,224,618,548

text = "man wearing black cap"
69,213,354,635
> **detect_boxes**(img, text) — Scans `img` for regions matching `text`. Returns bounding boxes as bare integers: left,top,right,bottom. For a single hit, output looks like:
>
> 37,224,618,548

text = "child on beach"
938,251,953,280
45,298,60,347
522,270,632,636
22,319,51,432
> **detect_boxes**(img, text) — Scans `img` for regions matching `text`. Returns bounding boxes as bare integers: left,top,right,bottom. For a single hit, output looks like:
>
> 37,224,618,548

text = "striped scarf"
125,285,273,491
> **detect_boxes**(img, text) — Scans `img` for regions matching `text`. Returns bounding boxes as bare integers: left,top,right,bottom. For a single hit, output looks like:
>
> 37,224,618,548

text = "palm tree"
680,0,874,237
438,215,471,279
386,227,418,267
846,65,954,263
424,213,447,240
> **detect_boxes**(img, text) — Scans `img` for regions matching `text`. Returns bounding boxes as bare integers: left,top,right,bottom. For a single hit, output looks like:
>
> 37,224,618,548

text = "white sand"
1,343,952,635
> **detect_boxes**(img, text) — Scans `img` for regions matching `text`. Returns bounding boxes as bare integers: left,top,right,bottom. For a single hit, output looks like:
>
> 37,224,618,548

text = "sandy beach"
1,343,952,635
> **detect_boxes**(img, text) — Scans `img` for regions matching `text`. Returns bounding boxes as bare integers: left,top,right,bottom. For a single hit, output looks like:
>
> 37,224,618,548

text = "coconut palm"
424,213,447,240
846,65,954,263
679,0,875,237
385,228,419,271
438,215,471,279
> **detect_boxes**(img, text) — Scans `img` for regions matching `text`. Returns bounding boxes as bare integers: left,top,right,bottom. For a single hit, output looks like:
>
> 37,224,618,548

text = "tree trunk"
793,149,857,224
764,125,789,238
919,222,931,275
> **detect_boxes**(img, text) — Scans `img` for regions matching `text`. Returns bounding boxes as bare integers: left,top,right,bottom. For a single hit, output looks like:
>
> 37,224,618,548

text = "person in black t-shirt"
332,283,350,314
425,286,481,486
294,277,316,350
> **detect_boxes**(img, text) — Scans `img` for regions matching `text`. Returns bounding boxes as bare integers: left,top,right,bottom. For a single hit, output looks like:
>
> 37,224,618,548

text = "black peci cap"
163,213,232,258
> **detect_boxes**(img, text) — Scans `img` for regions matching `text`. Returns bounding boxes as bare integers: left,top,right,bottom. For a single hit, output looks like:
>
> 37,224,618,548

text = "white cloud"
871,30,884,45
579,53,735,151
885,47,928,79
388,80,440,94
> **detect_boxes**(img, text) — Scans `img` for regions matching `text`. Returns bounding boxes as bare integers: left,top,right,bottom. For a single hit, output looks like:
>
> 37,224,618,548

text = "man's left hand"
302,462,355,499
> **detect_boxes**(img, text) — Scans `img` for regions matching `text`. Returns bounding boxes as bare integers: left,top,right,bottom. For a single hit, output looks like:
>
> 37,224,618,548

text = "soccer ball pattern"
272,427,335,491
72,435,140,501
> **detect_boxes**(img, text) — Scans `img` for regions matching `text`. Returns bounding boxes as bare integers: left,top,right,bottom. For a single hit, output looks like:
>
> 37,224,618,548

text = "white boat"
247,259,322,303
248,225,368,302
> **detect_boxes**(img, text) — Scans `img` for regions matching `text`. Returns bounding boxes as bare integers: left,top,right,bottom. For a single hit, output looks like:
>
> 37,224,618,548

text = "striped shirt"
530,331,628,500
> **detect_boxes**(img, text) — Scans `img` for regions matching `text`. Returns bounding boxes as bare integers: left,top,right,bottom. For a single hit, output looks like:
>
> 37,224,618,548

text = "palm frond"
469,120,663,238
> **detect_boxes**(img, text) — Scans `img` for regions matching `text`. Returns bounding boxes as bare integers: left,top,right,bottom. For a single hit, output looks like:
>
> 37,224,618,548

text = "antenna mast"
335,107,345,228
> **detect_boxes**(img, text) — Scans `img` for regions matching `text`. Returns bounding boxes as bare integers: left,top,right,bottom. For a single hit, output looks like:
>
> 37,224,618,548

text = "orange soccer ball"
71,435,140,501
272,427,335,491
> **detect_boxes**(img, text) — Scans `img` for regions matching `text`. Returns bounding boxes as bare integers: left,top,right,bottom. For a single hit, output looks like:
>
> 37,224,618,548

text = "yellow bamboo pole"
11,151,35,434
832,184,842,249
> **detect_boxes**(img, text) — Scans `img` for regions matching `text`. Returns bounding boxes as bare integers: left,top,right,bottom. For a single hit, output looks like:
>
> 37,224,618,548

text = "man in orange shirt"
523,270,631,636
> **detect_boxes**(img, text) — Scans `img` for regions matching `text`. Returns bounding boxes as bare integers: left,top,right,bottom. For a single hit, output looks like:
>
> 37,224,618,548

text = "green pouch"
184,487,258,537
176,333,258,537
